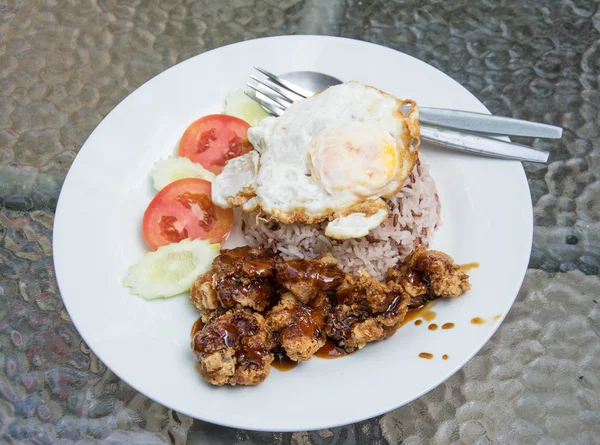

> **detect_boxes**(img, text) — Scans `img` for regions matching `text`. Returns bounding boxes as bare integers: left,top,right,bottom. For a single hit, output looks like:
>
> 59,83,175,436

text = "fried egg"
212,81,420,239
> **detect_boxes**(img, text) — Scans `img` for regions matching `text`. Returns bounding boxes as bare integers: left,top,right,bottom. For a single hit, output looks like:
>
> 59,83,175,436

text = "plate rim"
53,34,533,432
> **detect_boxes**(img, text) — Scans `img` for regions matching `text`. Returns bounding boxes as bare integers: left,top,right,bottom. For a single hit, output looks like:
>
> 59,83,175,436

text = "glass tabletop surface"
0,0,598,443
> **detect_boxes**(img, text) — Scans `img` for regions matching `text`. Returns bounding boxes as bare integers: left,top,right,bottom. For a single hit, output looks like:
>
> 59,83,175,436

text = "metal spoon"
277,71,561,140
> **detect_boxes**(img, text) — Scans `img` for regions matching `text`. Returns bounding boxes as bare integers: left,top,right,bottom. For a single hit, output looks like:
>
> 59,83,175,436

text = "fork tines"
253,67,313,98
245,67,313,117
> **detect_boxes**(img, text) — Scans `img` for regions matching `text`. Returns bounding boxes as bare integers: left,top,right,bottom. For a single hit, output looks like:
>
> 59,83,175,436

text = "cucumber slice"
151,156,215,191
224,88,269,126
124,238,220,300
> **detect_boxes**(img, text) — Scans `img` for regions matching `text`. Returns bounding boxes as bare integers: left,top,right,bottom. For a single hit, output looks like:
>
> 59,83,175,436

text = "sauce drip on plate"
460,262,480,271
401,301,437,326
315,339,348,359
190,318,205,338
272,350,298,371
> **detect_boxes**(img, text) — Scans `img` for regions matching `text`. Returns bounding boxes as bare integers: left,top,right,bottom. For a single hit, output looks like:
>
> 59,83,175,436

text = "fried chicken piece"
215,276,275,312
275,253,345,304
190,273,220,322
326,270,409,353
211,245,275,279
190,246,277,321
267,292,330,361
191,308,274,386
386,245,471,308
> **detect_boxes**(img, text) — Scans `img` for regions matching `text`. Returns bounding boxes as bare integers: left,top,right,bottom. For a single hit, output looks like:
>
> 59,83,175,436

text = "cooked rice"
242,158,440,280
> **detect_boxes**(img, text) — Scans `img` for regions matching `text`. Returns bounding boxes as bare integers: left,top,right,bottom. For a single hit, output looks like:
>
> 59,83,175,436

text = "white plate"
53,36,532,432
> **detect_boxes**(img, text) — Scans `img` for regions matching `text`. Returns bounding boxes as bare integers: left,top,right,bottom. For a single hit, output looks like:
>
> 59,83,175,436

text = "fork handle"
419,107,562,139
420,124,549,163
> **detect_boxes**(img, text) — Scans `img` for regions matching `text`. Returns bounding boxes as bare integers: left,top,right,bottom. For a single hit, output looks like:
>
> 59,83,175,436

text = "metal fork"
245,67,555,163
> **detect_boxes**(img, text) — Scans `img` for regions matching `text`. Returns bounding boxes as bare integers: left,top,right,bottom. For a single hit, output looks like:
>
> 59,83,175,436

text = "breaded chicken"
211,245,275,279
191,308,274,386
267,292,330,361
386,245,471,308
190,273,220,323
326,270,409,353
190,245,472,386
275,253,345,304
190,246,277,321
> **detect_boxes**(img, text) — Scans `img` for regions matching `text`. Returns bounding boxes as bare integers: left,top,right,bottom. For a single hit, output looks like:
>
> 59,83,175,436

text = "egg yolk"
307,122,399,197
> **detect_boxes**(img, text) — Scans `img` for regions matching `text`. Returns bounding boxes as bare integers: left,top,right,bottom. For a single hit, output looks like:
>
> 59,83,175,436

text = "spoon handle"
420,124,549,163
419,107,562,139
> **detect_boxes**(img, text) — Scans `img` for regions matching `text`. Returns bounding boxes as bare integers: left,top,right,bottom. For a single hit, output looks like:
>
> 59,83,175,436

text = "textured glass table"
1,0,599,443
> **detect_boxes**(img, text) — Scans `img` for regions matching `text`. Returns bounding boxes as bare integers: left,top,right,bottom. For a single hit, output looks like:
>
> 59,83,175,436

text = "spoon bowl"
279,71,342,92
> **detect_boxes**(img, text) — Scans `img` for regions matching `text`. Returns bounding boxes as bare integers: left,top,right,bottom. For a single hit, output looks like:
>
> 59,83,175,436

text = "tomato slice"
178,114,253,174
142,178,233,250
